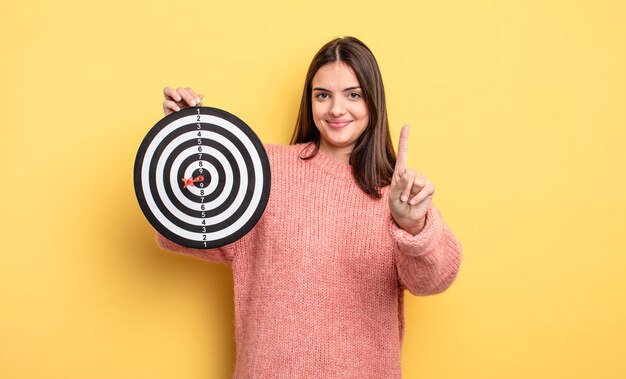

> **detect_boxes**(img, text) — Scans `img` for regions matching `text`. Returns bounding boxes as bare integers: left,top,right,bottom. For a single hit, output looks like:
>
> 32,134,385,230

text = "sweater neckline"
298,143,354,180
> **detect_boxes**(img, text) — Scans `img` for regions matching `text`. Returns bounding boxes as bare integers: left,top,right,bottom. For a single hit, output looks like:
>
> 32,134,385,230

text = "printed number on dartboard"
197,109,207,246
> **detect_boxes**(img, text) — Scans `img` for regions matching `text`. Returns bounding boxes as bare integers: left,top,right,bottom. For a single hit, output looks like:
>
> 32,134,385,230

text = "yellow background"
1,1,625,378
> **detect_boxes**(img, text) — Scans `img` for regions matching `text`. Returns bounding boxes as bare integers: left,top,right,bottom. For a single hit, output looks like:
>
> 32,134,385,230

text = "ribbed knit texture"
156,143,462,378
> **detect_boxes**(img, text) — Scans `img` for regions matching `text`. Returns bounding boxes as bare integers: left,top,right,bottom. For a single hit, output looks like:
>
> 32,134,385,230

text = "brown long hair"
290,36,396,198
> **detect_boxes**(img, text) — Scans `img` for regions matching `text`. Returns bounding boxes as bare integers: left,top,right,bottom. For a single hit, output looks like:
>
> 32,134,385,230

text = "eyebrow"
312,86,362,92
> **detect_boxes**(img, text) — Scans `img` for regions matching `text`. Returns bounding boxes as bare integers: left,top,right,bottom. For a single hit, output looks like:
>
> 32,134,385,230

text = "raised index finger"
395,125,409,173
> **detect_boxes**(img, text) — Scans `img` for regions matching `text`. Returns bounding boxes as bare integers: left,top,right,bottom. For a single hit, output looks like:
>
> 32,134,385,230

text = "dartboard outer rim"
134,106,271,249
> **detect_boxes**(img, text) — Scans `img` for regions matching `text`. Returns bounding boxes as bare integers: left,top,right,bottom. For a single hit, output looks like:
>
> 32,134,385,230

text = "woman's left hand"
388,125,436,235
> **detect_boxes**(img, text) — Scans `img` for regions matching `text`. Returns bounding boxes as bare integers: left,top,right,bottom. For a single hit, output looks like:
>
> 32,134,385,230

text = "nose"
329,97,346,117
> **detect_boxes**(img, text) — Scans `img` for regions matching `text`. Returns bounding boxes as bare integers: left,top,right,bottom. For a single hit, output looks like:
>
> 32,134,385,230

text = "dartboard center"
191,168,210,189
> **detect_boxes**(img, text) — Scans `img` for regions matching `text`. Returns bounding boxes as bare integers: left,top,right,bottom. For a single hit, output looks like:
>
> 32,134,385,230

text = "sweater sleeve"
155,231,237,264
388,205,462,296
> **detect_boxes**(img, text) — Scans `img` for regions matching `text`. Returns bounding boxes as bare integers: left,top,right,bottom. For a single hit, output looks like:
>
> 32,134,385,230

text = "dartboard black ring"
134,106,271,249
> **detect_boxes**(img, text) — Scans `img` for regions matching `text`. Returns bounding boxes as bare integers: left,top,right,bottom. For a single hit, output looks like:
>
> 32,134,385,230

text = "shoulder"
263,143,312,165
263,143,310,156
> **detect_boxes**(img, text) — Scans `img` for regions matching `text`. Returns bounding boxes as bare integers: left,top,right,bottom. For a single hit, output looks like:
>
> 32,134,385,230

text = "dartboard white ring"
134,107,271,249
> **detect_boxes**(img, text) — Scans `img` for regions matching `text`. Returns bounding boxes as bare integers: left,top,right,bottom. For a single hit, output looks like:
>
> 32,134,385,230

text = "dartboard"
134,106,271,249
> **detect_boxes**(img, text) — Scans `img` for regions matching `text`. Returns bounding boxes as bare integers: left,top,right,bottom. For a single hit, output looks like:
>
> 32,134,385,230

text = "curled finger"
409,175,427,195
163,100,181,115
176,87,198,107
409,180,435,205
163,86,181,102
185,87,203,106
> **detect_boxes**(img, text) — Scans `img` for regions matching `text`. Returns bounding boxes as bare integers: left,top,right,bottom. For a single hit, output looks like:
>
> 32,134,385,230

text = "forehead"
312,61,360,88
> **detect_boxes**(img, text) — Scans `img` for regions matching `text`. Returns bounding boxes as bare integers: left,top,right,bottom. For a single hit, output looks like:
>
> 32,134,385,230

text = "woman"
158,36,462,378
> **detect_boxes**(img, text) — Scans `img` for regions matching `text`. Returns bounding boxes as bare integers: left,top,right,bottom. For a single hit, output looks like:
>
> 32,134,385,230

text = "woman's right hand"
162,87,204,116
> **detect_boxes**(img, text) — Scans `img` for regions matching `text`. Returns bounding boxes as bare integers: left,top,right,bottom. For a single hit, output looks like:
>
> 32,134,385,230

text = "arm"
155,232,237,264
387,125,461,295
389,205,462,296
155,86,232,263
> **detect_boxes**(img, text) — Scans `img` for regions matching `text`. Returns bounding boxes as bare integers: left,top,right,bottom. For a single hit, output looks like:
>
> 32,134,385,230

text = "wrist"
406,218,426,236
394,216,426,236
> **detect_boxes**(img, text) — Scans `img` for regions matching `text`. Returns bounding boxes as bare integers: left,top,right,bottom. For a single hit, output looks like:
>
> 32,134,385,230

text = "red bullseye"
181,175,205,189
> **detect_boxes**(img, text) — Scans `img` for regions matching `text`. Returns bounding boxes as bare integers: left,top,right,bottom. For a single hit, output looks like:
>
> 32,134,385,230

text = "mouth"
326,119,352,129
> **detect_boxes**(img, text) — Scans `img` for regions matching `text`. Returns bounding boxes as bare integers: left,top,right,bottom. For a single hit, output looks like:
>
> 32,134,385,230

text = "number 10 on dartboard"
134,106,271,249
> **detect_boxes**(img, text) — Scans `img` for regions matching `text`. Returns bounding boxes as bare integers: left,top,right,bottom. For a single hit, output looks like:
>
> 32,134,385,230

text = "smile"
326,119,352,129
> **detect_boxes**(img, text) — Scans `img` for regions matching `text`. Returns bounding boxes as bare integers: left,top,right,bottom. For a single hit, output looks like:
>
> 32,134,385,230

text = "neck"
318,141,353,165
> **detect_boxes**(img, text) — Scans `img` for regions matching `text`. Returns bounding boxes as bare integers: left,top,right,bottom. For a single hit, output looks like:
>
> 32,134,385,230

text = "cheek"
311,102,325,119
311,102,327,130
360,116,370,135
362,110,370,123
356,104,369,125
357,107,370,136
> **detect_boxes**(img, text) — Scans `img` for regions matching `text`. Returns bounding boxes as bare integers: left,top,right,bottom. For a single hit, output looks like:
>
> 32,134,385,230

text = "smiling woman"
291,36,396,199
310,62,370,162
156,36,462,378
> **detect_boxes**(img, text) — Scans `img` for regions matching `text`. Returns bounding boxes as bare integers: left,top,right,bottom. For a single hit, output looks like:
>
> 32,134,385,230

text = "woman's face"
311,61,369,162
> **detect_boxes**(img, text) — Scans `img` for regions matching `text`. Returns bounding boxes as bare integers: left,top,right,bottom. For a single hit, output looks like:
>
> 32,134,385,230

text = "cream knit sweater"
156,143,462,378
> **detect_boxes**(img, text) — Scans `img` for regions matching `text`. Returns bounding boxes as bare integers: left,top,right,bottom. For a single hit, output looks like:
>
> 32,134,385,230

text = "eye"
348,92,362,100
314,92,329,100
